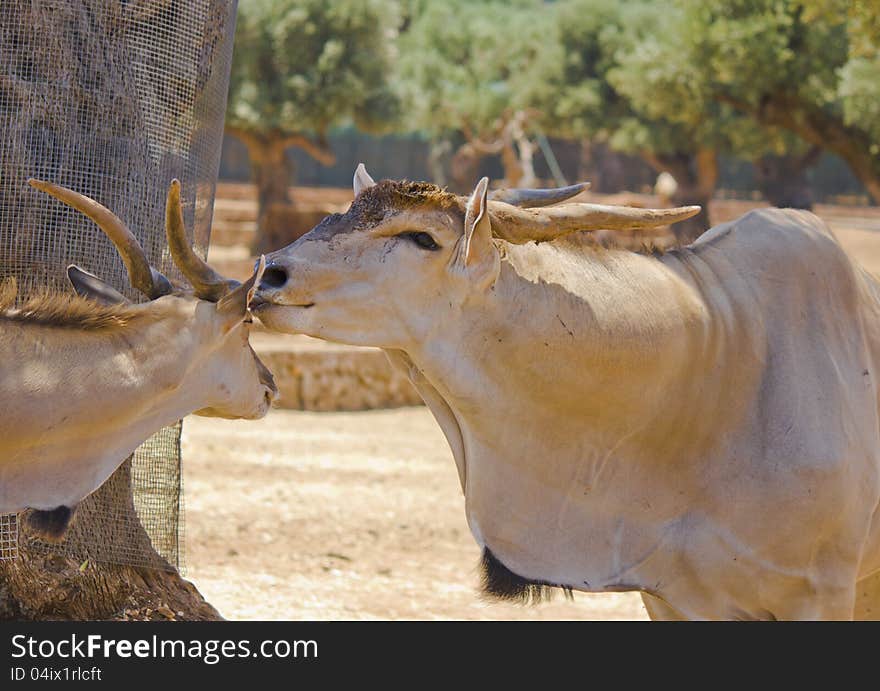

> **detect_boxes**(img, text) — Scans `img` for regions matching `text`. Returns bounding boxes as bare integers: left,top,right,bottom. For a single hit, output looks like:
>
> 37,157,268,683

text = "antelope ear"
462,177,490,264
67,265,131,305
353,163,376,197
216,255,266,329
457,177,498,287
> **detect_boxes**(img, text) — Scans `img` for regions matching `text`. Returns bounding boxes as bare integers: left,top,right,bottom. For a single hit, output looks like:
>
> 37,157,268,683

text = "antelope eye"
403,231,440,251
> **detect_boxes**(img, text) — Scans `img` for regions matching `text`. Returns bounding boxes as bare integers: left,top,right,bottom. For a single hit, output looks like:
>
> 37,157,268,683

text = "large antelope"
0,179,277,539
251,164,880,620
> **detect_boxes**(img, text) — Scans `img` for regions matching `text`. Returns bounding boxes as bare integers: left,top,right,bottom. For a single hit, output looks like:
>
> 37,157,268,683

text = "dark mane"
480,548,573,604
349,179,463,228
0,278,142,331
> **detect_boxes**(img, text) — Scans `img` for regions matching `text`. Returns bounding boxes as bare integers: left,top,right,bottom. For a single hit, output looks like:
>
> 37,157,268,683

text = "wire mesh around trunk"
0,0,238,570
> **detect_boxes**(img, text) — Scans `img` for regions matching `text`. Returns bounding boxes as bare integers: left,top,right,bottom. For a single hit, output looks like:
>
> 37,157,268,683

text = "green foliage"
227,0,401,139
799,0,880,52
630,1,880,152
397,0,550,138
537,0,803,162
839,56,880,141
801,0,880,141
227,0,879,195
532,0,626,141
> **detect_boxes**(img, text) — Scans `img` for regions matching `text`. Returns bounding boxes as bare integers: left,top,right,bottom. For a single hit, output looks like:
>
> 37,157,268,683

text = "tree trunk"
753,146,822,209
578,140,600,190
500,109,538,188
580,141,649,194
499,139,524,188
644,148,717,245
0,459,219,621
668,187,712,245
248,136,295,255
227,128,335,254
427,138,452,187
252,139,295,221
514,135,538,189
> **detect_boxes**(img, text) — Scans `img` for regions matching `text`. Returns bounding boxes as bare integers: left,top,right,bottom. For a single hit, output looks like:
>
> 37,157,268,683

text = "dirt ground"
181,195,880,620
182,409,647,620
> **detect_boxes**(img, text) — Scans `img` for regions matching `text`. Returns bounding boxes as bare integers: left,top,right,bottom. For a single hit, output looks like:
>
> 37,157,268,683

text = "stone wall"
251,334,423,412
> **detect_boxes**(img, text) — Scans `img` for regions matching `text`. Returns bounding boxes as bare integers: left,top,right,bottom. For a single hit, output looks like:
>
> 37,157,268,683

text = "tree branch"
695,147,719,198
641,151,691,183
280,133,336,166
225,127,337,167
469,137,504,155
224,125,265,153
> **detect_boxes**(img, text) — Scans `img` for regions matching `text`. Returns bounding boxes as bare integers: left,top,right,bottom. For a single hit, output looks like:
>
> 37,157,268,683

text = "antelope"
0,179,277,539
250,164,880,619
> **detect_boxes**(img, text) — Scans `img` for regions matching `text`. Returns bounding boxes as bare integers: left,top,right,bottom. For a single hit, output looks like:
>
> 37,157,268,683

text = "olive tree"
397,0,550,191
631,0,880,203
226,0,401,251
533,0,727,241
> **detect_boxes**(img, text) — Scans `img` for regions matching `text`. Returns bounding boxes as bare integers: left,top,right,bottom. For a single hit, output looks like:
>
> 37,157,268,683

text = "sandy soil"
182,409,647,620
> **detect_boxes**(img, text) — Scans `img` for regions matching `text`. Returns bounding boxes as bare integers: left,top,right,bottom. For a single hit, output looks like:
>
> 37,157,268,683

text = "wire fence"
0,0,238,570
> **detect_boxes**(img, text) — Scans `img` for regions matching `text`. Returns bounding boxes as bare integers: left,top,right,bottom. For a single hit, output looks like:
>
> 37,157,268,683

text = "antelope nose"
260,264,288,290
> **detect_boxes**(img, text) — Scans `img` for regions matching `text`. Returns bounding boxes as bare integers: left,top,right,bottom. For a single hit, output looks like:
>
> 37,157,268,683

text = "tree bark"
753,146,822,209
501,109,539,188
579,141,636,194
0,459,219,621
450,111,539,191
643,148,717,245
578,140,600,190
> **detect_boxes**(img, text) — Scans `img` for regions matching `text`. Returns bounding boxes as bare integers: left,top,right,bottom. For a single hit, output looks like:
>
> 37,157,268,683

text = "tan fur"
0,280,142,331
351,180,463,228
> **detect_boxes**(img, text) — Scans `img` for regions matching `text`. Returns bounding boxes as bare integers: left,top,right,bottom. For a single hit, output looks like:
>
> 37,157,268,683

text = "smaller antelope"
0,179,277,539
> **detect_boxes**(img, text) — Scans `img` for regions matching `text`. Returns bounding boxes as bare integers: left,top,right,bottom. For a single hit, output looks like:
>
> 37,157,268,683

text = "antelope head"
249,164,700,349
28,178,278,420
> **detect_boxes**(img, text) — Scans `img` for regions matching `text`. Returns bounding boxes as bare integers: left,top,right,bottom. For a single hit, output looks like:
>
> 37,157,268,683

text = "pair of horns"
352,163,701,242
28,178,242,302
